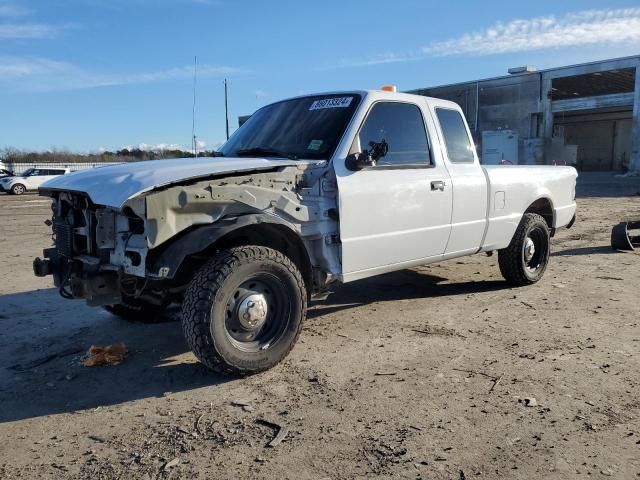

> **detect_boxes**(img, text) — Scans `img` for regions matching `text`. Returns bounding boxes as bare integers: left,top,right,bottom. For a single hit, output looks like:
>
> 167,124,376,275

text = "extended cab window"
356,102,431,166
436,108,475,163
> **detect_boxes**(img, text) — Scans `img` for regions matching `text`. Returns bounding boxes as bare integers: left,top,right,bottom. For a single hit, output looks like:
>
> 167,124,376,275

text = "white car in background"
0,168,70,195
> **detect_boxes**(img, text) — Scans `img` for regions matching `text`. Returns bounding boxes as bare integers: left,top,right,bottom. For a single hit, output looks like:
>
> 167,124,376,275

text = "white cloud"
0,1,30,17
0,23,65,39
0,1,66,39
125,140,208,152
340,7,640,67
424,8,640,56
0,57,70,79
0,57,244,91
336,52,423,68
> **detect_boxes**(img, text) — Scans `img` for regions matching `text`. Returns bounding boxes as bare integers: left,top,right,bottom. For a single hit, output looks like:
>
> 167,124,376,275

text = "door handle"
431,180,446,191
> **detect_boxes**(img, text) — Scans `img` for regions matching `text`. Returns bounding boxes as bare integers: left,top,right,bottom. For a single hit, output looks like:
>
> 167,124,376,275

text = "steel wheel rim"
523,226,548,273
220,273,291,353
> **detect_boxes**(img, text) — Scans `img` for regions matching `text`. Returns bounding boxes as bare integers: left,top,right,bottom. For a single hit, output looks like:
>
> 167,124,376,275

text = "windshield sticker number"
307,139,323,151
309,97,353,111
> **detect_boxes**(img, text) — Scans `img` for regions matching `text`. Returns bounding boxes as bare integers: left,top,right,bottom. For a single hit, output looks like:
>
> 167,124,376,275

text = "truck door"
428,100,488,255
334,100,453,282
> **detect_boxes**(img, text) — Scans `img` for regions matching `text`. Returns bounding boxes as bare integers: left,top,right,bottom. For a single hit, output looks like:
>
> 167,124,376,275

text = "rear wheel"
11,184,26,195
498,213,550,286
181,246,306,375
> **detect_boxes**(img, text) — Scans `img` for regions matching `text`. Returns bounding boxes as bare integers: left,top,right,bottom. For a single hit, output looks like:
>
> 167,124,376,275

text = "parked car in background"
0,168,13,178
0,168,70,195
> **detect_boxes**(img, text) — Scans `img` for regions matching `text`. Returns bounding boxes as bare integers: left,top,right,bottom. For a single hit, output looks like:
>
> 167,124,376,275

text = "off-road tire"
11,184,26,195
498,213,550,286
103,297,167,323
181,246,307,376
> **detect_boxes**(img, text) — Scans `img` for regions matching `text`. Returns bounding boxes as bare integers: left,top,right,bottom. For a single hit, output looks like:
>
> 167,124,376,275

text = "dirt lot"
0,172,639,479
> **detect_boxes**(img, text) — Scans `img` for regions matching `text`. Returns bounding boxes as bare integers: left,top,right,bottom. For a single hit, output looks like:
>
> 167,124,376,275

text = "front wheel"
11,184,26,195
181,246,307,375
498,213,550,286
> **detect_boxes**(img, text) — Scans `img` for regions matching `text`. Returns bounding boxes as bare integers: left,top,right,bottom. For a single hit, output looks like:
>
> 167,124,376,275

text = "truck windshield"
220,94,361,160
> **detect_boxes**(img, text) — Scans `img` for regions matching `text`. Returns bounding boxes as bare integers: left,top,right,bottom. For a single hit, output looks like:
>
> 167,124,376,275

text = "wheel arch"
207,222,313,292
149,214,314,293
524,197,554,230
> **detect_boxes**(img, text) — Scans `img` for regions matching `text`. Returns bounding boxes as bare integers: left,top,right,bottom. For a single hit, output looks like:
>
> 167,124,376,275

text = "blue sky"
1,0,639,152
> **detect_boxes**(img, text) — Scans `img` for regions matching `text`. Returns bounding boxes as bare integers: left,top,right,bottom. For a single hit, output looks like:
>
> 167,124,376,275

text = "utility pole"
192,56,197,157
224,78,230,141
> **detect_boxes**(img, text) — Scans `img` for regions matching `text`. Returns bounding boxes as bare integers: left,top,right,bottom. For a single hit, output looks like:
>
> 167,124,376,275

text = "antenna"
224,78,230,140
191,55,197,157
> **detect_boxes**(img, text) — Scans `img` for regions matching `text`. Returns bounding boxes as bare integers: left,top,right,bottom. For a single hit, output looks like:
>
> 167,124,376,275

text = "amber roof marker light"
380,85,397,92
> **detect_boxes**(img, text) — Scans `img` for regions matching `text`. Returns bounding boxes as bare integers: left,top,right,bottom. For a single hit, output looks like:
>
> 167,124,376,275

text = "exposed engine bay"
34,162,342,306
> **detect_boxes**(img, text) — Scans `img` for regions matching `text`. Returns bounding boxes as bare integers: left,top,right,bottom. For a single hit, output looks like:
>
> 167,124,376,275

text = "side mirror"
345,151,375,171
345,140,389,171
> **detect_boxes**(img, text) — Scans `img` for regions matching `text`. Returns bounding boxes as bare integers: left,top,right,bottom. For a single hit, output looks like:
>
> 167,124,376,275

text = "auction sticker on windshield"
309,97,353,110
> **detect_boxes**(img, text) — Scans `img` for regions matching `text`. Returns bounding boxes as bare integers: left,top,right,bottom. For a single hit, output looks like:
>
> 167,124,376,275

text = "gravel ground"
0,172,639,479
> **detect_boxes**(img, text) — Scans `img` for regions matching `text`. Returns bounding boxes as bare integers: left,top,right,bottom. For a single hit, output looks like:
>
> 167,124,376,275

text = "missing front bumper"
33,250,122,306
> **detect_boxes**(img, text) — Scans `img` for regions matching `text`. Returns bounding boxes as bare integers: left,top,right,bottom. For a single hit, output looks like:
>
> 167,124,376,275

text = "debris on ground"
522,397,538,407
611,220,640,251
163,457,180,471
256,418,289,447
83,343,128,366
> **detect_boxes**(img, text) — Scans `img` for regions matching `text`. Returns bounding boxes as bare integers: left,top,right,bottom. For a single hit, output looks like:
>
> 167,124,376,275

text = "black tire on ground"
498,213,550,286
103,297,167,322
11,184,26,195
181,246,307,375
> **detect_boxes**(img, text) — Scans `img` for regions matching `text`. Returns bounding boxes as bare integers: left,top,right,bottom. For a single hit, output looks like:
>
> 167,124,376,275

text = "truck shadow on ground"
0,270,507,423
308,269,508,319
551,245,619,257
0,288,231,424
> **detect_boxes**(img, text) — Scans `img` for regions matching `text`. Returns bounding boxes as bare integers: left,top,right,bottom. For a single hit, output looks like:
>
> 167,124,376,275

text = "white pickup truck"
34,89,577,374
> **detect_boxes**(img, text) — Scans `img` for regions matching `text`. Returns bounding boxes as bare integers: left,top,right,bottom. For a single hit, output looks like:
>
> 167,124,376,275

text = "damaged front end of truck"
33,160,342,307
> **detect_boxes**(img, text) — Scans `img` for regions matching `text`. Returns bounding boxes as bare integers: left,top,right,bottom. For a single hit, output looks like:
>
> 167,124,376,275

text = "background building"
410,55,640,171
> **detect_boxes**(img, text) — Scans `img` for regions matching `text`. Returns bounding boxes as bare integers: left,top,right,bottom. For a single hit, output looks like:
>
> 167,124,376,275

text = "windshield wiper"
236,147,298,160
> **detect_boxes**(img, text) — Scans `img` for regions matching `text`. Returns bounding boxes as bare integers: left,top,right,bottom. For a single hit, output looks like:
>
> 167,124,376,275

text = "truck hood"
40,157,318,208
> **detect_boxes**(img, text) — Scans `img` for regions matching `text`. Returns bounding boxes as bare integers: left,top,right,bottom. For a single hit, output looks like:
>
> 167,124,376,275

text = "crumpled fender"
147,213,307,280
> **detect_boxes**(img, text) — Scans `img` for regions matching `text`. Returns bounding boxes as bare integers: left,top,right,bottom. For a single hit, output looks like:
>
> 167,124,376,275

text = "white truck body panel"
332,90,576,282
480,165,577,251
333,92,454,279
425,96,489,257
